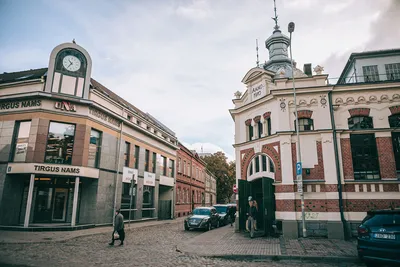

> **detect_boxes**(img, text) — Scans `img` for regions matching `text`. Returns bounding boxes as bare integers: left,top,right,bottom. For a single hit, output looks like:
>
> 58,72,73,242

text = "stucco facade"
230,24,400,238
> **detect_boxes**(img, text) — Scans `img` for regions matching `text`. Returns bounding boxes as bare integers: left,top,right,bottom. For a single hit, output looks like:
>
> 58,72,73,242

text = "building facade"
175,143,206,217
205,169,217,206
230,20,400,238
0,42,178,228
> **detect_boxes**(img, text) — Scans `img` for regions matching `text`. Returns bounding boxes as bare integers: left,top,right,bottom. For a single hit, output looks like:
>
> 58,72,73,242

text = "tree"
202,152,235,203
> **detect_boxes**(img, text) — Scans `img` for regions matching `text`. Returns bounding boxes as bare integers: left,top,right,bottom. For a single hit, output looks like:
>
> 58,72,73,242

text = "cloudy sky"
0,0,399,161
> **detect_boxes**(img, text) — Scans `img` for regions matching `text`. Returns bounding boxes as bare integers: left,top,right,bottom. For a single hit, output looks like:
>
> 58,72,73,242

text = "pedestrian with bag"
109,209,125,246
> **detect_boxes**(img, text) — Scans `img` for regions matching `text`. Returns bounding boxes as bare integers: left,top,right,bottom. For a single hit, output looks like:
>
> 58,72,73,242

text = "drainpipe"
113,121,124,225
328,91,348,240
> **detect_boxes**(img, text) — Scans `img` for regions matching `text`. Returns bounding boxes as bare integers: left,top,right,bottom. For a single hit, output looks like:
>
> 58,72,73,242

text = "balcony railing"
329,73,400,85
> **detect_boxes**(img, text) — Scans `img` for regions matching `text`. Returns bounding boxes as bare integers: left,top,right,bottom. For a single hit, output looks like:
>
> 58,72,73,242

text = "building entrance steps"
178,225,359,262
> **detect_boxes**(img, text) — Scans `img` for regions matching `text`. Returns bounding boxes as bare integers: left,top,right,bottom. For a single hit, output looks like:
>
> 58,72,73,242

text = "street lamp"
288,21,307,238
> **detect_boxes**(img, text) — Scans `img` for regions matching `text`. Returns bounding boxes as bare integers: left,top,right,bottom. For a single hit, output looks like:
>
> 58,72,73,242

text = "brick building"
0,42,178,229
175,143,207,217
229,15,400,238
205,169,217,206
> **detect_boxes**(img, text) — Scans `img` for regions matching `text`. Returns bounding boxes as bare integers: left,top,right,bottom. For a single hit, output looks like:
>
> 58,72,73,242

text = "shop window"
124,142,130,167
295,118,314,131
88,129,101,168
145,149,150,172
12,121,31,162
152,152,156,173
134,145,140,169
389,114,400,128
348,116,373,130
169,159,175,177
257,121,263,138
121,182,136,220
45,122,75,164
350,134,380,180
142,185,154,218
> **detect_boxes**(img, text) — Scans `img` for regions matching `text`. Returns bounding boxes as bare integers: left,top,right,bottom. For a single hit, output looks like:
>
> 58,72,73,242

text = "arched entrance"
238,154,276,236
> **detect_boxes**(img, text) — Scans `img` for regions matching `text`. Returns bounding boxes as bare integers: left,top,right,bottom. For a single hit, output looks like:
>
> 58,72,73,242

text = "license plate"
189,222,197,225
374,233,395,240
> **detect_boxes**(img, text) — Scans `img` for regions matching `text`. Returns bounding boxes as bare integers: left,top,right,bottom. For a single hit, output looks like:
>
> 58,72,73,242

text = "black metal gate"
158,200,172,220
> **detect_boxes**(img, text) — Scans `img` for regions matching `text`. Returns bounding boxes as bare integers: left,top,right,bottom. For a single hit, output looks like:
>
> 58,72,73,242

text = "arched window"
348,116,373,130
295,118,314,131
248,154,275,178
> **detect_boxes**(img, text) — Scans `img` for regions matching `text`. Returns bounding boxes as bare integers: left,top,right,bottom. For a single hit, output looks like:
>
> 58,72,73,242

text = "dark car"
184,207,220,231
357,209,400,266
213,204,229,226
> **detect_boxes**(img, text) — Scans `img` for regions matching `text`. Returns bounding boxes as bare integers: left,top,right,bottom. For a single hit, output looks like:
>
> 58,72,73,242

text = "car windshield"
192,208,211,216
214,206,227,214
364,213,400,226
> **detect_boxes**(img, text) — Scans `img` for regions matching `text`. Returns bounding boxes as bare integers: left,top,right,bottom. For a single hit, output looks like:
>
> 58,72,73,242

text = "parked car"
184,207,220,231
357,209,400,266
213,204,229,226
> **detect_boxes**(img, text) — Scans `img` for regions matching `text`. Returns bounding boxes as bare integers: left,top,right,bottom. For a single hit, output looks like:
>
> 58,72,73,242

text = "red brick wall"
344,199,400,212
389,105,400,115
297,110,313,119
276,199,340,212
262,142,282,182
340,138,354,180
376,137,397,179
291,141,324,180
240,148,255,180
348,108,370,117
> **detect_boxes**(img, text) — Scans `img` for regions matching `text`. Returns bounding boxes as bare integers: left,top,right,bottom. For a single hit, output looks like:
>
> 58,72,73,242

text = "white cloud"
181,142,234,162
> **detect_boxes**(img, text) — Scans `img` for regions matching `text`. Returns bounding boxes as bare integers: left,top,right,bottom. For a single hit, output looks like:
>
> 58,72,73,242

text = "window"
248,125,254,140
142,185,154,218
127,115,132,121
121,182,136,220
152,152,156,173
269,158,275,173
258,121,263,138
348,116,373,130
255,156,260,172
385,63,400,80
178,158,181,173
124,142,130,167
362,65,379,82
266,118,271,136
169,159,175,177
262,155,267,171
134,145,140,169
183,161,186,175
249,163,253,175
161,156,167,176
12,121,31,162
45,122,75,164
392,132,400,176
88,129,101,168
187,163,191,177
145,149,150,172
350,134,380,180
389,114,400,128
295,118,314,131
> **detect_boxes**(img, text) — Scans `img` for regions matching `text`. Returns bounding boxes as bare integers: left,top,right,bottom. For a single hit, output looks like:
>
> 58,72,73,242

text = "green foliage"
202,151,236,203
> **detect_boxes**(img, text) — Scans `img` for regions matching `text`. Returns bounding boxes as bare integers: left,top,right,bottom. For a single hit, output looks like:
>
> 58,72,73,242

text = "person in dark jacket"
227,205,236,227
109,209,125,246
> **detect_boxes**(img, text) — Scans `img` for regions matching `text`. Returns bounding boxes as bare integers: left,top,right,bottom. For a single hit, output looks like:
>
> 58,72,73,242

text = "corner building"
0,42,178,228
230,21,400,238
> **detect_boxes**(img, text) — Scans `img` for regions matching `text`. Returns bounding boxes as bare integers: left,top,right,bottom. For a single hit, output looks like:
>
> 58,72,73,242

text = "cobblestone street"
0,221,364,267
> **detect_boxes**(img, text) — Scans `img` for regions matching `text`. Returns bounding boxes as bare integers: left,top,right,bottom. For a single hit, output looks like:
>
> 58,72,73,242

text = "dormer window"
362,65,379,82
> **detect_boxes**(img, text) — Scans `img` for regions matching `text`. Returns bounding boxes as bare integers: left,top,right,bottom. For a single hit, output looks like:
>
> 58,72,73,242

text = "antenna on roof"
72,39,76,44
256,39,260,67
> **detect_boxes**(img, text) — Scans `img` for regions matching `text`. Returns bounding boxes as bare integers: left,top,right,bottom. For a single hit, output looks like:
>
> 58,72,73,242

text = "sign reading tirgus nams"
6,163,99,178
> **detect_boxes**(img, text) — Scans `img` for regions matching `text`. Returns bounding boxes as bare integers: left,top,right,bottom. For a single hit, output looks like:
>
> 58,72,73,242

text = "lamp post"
288,21,307,238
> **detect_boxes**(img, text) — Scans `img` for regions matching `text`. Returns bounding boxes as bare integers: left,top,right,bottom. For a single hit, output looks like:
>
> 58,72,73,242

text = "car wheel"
207,223,211,231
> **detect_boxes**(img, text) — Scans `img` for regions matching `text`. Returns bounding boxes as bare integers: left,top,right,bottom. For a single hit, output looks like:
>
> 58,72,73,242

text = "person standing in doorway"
109,209,125,246
253,200,259,231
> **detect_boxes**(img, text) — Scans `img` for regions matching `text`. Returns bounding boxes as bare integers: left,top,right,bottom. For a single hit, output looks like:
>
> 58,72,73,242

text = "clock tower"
44,42,92,99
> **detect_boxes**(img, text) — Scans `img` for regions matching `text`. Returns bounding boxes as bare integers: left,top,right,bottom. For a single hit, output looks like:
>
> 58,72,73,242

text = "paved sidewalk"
0,217,185,244
178,225,358,262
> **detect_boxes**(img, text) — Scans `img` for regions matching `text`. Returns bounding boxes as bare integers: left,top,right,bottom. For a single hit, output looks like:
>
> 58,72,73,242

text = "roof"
338,48,400,82
0,68,47,84
0,68,176,137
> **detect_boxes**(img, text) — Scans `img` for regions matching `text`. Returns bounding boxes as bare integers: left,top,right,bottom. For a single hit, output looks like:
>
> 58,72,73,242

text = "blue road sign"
296,162,302,176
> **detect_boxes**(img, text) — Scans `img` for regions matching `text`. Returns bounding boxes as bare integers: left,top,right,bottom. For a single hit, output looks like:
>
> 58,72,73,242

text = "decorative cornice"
263,112,271,119
348,108,370,117
253,115,261,123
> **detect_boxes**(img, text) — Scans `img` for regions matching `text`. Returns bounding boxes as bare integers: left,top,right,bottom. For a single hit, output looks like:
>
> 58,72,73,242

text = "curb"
204,254,360,263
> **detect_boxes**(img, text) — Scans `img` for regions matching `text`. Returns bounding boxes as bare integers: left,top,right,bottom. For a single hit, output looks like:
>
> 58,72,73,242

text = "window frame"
134,145,140,169
385,63,400,80
145,149,150,172
88,128,102,168
362,65,380,82
350,133,380,180
44,121,76,165
124,141,131,167
152,152,157,173
11,120,31,162
294,118,314,131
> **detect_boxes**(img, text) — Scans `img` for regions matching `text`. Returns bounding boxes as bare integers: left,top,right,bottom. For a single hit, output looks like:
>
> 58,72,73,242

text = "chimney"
303,63,312,76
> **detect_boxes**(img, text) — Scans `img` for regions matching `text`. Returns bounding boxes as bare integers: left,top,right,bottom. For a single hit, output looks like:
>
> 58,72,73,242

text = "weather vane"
272,0,279,30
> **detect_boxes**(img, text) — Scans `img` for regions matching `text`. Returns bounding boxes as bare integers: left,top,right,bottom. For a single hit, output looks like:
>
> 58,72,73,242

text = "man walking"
109,209,125,246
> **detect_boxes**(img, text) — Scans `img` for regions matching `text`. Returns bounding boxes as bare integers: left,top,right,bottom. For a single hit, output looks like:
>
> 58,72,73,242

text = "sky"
0,0,399,162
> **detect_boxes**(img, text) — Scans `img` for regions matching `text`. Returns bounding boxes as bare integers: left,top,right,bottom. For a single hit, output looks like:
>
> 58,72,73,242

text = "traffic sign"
233,184,238,194
296,162,302,175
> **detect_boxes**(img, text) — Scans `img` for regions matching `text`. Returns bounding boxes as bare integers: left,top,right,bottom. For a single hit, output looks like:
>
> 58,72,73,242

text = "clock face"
62,55,81,72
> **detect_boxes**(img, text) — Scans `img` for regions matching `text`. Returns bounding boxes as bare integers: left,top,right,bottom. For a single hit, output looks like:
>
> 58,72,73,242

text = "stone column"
71,177,80,227
24,174,35,228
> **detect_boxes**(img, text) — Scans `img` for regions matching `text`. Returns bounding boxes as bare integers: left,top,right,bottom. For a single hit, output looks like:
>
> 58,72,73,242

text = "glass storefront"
121,182,137,220
20,177,81,224
142,185,154,218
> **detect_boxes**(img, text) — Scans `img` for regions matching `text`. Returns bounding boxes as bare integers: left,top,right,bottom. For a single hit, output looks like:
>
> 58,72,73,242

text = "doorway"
34,187,69,223
238,177,275,235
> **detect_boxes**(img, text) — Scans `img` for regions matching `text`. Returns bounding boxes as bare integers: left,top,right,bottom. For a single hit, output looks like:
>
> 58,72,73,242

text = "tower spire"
272,0,279,31
256,39,259,67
